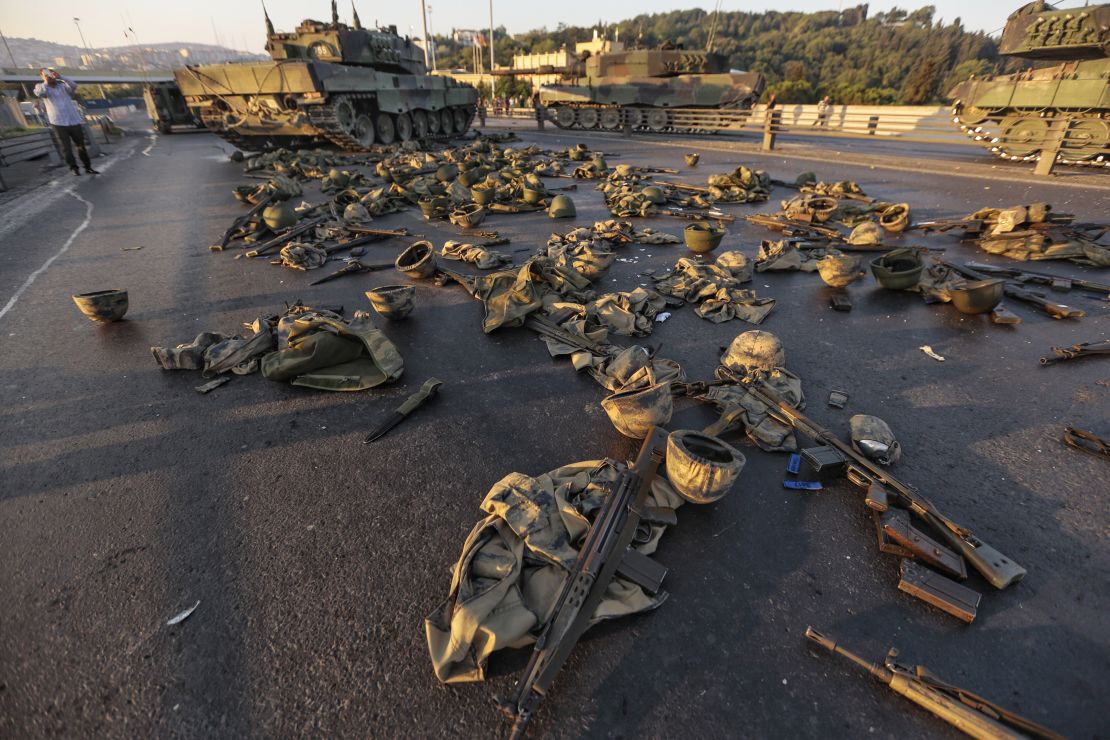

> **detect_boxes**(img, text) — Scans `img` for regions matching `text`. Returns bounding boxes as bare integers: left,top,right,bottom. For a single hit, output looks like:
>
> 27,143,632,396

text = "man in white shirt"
33,68,99,176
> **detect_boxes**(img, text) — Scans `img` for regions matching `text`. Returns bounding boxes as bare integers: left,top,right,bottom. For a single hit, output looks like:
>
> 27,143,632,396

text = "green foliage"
432,5,1001,105
493,76,532,102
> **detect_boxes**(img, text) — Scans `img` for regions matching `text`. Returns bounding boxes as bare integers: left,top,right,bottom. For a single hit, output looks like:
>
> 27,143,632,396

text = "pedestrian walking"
33,68,98,176
814,95,831,127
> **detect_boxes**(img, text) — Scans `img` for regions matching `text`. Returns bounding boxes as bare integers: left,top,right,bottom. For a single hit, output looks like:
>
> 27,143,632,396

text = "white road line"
0,136,137,243
141,133,157,156
0,191,93,321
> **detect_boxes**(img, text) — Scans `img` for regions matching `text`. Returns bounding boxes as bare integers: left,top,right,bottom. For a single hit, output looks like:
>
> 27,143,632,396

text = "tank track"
547,104,753,135
306,94,474,153
951,105,1109,168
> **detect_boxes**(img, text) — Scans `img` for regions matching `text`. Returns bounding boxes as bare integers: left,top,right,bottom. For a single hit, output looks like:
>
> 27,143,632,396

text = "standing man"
33,68,98,176
814,95,831,127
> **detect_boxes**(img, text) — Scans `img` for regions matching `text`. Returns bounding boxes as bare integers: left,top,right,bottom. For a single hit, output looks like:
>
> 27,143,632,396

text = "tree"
902,55,944,104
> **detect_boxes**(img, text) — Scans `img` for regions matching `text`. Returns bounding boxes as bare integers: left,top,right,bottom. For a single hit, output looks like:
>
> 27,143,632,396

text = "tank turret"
534,44,763,133
948,2,1110,166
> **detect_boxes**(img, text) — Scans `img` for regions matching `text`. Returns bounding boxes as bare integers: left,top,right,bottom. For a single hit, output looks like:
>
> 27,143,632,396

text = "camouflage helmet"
262,201,297,230
665,430,746,504
436,163,460,183
721,330,785,374
816,253,864,288
641,186,666,204
548,194,576,219
878,203,910,233
848,221,883,246
849,414,902,465
601,382,673,439
715,251,753,282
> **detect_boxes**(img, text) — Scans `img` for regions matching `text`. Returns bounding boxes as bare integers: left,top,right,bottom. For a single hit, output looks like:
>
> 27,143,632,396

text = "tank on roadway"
143,81,202,134
948,1,1110,166
174,2,478,151
532,46,764,133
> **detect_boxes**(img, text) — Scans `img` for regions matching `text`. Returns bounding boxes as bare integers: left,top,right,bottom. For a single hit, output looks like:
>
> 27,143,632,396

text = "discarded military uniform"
654,257,775,325
850,414,902,465
456,257,595,333
440,240,511,270
705,164,771,203
695,331,805,452
152,321,276,378
261,308,403,391
756,240,834,273
279,242,328,271
965,203,1110,266
425,459,685,684
548,287,669,337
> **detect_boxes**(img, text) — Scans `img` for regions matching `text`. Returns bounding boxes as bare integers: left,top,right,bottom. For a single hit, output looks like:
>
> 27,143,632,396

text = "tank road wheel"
440,108,455,135
412,110,429,139
335,98,357,133
452,107,469,135
1000,116,1048,158
599,108,622,130
395,112,414,142
577,108,599,129
554,107,577,129
376,113,396,145
958,105,994,127
354,114,375,148
427,109,441,135
645,108,670,132
625,108,643,129
1061,118,1110,161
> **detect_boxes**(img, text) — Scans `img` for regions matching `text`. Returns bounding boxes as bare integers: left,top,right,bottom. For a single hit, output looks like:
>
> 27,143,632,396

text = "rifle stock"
749,382,1025,589
805,627,1063,740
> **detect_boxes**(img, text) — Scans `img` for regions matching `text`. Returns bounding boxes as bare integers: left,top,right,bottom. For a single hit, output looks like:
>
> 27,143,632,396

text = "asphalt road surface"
1,120,1108,739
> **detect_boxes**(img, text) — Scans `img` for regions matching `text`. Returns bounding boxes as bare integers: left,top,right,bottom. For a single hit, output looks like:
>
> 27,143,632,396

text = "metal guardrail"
487,104,1108,176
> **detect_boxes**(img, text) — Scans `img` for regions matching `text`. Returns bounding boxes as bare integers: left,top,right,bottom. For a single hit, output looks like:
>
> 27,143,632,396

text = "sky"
0,1,1087,54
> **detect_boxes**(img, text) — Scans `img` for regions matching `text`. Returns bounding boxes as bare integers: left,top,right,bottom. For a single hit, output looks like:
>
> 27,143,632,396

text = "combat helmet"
721,330,785,375
548,194,576,218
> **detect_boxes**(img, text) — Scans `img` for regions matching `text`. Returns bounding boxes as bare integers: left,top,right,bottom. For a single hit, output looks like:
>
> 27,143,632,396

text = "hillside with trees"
437,4,1008,105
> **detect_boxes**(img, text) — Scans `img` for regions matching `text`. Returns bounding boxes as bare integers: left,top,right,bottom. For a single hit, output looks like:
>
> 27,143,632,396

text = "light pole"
73,18,92,66
489,0,494,72
427,5,437,70
420,1,430,69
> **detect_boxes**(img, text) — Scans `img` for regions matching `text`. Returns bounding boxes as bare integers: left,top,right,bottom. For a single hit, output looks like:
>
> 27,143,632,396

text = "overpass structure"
0,67,174,84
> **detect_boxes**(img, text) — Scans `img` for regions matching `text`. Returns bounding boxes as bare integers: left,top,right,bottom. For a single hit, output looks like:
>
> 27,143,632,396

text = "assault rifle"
500,427,673,739
964,262,1110,296
805,628,1063,740
739,377,1026,591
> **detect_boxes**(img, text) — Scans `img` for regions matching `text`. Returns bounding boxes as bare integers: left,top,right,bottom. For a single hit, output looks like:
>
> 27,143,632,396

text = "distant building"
508,31,625,85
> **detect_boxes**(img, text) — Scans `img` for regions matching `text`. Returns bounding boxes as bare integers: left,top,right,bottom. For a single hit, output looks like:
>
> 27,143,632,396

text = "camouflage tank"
948,1,1110,166
143,81,202,134
174,2,477,151
535,47,764,133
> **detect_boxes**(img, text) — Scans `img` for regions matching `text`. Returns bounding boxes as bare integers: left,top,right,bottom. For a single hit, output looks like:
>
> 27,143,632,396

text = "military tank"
948,1,1110,166
143,81,202,134
174,2,477,151
535,46,764,133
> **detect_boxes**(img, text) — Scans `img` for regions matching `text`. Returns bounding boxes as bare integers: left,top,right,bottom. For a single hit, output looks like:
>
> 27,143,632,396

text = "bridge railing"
486,103,1108,175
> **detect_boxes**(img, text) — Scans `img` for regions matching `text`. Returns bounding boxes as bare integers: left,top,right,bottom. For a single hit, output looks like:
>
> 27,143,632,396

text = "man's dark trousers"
52,124,91,171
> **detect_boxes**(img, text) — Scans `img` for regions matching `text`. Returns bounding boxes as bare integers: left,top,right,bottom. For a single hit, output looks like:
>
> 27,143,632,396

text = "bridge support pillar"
761,109,779,151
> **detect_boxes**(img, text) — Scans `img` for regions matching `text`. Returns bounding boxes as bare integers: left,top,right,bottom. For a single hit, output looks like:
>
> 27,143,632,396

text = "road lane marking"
142,133,156,156
0,191,94,321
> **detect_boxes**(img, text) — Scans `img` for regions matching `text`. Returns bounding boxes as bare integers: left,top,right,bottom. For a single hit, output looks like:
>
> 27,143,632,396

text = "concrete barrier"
0,129,58,165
